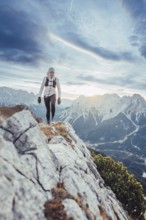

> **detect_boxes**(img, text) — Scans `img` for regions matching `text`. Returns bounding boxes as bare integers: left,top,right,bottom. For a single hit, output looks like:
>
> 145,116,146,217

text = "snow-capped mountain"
60,94,146,140
60,94,146,192
0,86,45,118
61,93,146,126
0,87,72,120
0,86,37,105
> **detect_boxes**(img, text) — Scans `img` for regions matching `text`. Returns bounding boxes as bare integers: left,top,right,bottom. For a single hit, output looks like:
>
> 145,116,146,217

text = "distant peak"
103,93,120,98
132,93,144,99
78,95,86,99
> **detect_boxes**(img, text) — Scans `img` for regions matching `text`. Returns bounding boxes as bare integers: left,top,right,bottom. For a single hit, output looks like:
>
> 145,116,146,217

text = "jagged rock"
0,109,128,220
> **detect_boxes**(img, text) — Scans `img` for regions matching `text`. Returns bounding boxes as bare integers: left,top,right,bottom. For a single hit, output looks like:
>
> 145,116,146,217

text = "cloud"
24,81,41,85
78,75,98,82
129,35,139,47
65,32,136,62
79,74,146,91
0,0,137,66
65,82,86,86
44,0,136,62
50,31,135,62
0,1,45,64
120,0,146,18
121,0,146,58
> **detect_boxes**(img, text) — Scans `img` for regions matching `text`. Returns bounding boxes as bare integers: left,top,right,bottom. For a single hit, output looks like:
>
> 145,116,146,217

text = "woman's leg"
44,96,51,123
51,94,56,120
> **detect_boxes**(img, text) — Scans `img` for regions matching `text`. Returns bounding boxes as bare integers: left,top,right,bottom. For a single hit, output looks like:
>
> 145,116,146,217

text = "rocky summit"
0,108,128,220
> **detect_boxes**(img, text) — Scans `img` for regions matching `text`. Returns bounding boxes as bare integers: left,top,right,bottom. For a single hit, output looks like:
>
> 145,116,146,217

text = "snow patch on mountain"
61,93,146,124
0,86,37,105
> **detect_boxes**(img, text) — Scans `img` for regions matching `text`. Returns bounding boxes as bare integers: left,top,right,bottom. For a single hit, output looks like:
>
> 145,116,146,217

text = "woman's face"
48,71,55,78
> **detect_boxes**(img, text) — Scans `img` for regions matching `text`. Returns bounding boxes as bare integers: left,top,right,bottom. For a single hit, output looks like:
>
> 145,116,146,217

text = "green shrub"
91,151,146,219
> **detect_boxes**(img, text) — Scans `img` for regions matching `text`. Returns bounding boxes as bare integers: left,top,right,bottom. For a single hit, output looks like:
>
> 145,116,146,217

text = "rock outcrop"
0,109,128,220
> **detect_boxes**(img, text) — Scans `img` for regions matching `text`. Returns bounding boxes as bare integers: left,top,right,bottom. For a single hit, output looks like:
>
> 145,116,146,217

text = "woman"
38,67,61,124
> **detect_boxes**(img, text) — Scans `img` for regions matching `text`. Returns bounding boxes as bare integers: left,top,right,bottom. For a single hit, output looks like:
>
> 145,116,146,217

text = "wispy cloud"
50,32,136,62
69,0,74,12
79,73,146,91
65,82,86,86
121,0,146,58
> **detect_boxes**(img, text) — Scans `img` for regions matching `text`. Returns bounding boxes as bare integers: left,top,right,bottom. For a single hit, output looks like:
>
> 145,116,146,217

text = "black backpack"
45,77,56,88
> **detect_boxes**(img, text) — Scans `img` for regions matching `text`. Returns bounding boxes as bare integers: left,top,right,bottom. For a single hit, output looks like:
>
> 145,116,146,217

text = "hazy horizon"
1,85,146,101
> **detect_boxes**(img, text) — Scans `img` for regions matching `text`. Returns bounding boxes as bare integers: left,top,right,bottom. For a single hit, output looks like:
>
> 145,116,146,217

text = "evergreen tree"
91,151,146,219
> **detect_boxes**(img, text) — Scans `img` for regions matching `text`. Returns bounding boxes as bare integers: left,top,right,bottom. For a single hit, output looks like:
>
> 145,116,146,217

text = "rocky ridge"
0,108,128,220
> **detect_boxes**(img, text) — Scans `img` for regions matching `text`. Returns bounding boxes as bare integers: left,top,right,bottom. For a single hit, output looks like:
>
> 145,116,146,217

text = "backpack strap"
45,77,49,87
53,77,57,88
45,77,56,88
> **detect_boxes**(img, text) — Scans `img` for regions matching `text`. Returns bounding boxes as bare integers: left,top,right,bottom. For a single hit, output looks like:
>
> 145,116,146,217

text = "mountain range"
0,86,146,194
0,86,72,120
60,94,146,193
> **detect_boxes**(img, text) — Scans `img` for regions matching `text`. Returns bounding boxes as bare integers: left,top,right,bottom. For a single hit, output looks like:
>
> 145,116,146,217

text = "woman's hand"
38,97,41,104
57,97,61,105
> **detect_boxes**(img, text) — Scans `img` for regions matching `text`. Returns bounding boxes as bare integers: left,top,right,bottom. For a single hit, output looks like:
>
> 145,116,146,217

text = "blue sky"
0,0,146,99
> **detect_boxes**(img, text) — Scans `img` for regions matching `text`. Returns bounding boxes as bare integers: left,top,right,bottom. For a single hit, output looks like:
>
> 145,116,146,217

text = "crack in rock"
48,149,61,170
15,133,37,154
12,197,16,220
19,147,37,155
0,125,13,134
26,152,51,193
86,161,104,187
13,124,35,144
107,195,127,220
0,153,50,199
58,165,67,183
0,156,36,185
13,126,38,154
0,122,37,154
49,148,67,183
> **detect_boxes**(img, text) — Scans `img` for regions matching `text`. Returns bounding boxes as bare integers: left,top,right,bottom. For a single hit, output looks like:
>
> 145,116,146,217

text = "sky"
0,0,146,99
